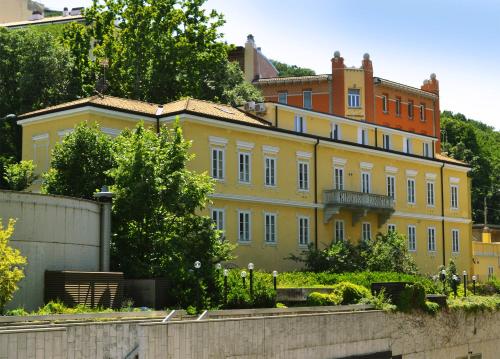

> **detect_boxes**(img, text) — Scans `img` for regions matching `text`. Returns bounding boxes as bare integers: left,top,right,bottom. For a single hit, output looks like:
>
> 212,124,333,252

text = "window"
238,211,251,243
382,95,388,113
408,100,414,119
335,220,345,242
382,134,391,150
386,175,395,199
358,128,368,145
407,178,416,204
428,227,436,252
395,97,401,116
238,152,251,183
488,266,494,280
408,225,416,251
264,157,277,186
332,123,341,140
211,209,225,237
334,167,344,190
420,104,425,121
211,147,225,180
278,92,287,104
348,88,360,108
298,216,310,246
403,137,412,154
303,90,312,109
451,185,459,209
298,161,309,191
426,181,435,206
361,172,371,194
423,142,431,158
362,223,371,241
388,224,396,233
294,115,306,133
264,213,277,244
452,229,460,253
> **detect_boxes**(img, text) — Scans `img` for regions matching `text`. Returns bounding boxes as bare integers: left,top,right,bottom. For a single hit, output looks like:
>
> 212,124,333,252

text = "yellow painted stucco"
344,68,365,120
18,101,473,274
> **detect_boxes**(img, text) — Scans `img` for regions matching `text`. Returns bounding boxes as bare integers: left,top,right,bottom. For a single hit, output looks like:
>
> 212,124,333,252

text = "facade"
235,36,441,150
472,225,500,280
17,95,472,274
0,0,43,24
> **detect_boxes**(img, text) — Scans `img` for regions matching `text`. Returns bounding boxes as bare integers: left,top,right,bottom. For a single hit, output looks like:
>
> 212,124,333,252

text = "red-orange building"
231,37,441,150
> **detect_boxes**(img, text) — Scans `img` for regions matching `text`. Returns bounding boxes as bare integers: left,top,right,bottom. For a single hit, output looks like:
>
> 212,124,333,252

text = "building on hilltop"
0,0,44,24
231,36,441,151
17,95,472,275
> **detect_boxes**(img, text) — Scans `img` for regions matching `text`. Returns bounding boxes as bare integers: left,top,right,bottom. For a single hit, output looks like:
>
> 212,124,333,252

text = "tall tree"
270,59,316,77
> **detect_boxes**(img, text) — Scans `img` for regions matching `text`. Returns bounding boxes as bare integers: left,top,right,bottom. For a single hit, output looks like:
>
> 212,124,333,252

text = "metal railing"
323,189,394,210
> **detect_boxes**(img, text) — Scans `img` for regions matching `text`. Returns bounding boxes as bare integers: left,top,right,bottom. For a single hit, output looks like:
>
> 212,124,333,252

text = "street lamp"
452,274,459,298
439,269,447,294
248,263,254,298
241,270,247,287
223,269,229,304
472,275,477,295
272,270,278,291
194,261,201,308
1,114,16,120
463,270,468,297
215,263,222,271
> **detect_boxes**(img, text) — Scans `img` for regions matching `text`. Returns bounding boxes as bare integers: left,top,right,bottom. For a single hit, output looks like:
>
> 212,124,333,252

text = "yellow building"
0,0,44,24
472,226,500,280
17,95,473,274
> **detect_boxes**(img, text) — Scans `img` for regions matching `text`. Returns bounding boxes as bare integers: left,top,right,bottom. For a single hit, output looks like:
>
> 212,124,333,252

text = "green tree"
221,62,263,106
270,59,316,77
441,111,500,224
0,219,26,314
3,160,37,191
42,122,115,200
110,122,233,308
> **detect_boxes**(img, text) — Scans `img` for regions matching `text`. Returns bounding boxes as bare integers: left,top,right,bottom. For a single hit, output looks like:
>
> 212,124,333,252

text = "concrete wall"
1,309,499,358
0,190,101,310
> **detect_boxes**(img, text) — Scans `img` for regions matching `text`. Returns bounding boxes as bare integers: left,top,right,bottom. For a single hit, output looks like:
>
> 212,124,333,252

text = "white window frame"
395,97,401,116
426,181,435,207
303,90,312,109
294,115,306,133
387,224,396,233
452,229,460,253
334,166,344,191
420,104,425,121
361,171,371,194
403,137,412,154
358,128,368,145
408,100,414,119
278,92,288,104
331,123,341,140
423,142,431,158
211,147,225,180
362,222,371,241
211,208,225,239
298,216,310,247
382,134,391,150
238,151,251,184
407,178,416,204
348,88,360,108
427,227,436,252
264,156,277,187
386,175,395,200
335,220,345,242
238,210,251,243
450,185,459,209
408,225,417,252
297,160,310,191
264,212,277,244
488,266,494,279
382,95,388,113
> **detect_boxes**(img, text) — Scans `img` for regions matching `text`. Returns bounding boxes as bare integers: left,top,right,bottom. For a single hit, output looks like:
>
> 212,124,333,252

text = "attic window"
215,106,234,114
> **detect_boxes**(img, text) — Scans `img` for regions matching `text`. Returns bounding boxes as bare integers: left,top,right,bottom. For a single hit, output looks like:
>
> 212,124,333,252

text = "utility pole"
484,196,488,226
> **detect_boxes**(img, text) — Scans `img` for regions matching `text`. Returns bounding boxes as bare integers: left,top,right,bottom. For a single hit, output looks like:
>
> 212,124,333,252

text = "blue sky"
43,0,500,129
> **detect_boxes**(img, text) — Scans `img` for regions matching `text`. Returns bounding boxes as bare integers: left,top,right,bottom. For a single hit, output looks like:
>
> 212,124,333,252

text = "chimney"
482,226,492,243
331,51,346,117
421,73,439,95
362,53,374,122
63,7,69,16
244,34,257,82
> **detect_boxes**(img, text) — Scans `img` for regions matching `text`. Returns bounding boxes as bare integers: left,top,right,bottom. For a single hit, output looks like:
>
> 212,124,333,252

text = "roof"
17,95,271,127
254,74,330,85
1,15,84,28
374,77,438,99
434,153,468,165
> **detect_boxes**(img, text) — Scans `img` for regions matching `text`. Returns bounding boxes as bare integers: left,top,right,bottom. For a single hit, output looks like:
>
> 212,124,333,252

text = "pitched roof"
254,74,330,85
1,15,84,28
17,95,271,126
435,153,468,165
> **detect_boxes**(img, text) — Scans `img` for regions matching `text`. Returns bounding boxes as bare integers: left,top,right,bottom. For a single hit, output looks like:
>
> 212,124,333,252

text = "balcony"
323,189,395,225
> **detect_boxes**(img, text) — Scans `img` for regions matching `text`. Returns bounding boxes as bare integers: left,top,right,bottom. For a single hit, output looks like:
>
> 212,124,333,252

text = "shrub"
360,289,396,312
424,301,440,315
5,307,28,316
307,292,341,306
448,295,500,313
224,270,276,309
3,160,37,191
331,282,371,305
394,283,427,312
473,279,500,295
288,241,361,272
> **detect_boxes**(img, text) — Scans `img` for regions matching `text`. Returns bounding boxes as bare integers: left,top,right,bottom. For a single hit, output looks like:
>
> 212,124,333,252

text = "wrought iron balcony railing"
323,189,395,211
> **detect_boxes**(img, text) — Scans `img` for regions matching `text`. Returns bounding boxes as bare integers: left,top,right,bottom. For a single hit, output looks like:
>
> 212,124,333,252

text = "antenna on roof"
94,58,109,98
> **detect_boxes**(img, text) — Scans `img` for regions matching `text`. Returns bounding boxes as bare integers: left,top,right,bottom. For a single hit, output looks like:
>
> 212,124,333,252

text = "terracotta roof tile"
435,153,468,165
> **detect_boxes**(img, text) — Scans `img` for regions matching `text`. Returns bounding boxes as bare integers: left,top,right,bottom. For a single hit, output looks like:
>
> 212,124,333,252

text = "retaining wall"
0,190,101,310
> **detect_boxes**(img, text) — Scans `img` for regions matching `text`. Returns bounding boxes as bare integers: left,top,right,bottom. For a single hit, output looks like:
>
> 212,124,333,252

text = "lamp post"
223,269,229,304
472,275,477,295
248,263,254,298
272,270,278,291
463,270,468,297
439,269,447,294
194,261,201,308
241,270,247,287
452,274,459,298
93,185,114,272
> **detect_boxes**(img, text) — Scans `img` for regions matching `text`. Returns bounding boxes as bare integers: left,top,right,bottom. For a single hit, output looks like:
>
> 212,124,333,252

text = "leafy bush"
448,295,500,313
473,279,500,295
394,283,427,312
4,307,28,316
3,160,37,191
424,301,440,315
360,289,396,312
307,292,341,306
331,282,371,305
224,270,276,309
288,241,361,272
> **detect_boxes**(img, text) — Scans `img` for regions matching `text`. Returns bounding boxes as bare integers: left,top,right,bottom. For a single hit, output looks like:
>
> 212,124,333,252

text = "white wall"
0,190,101,310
